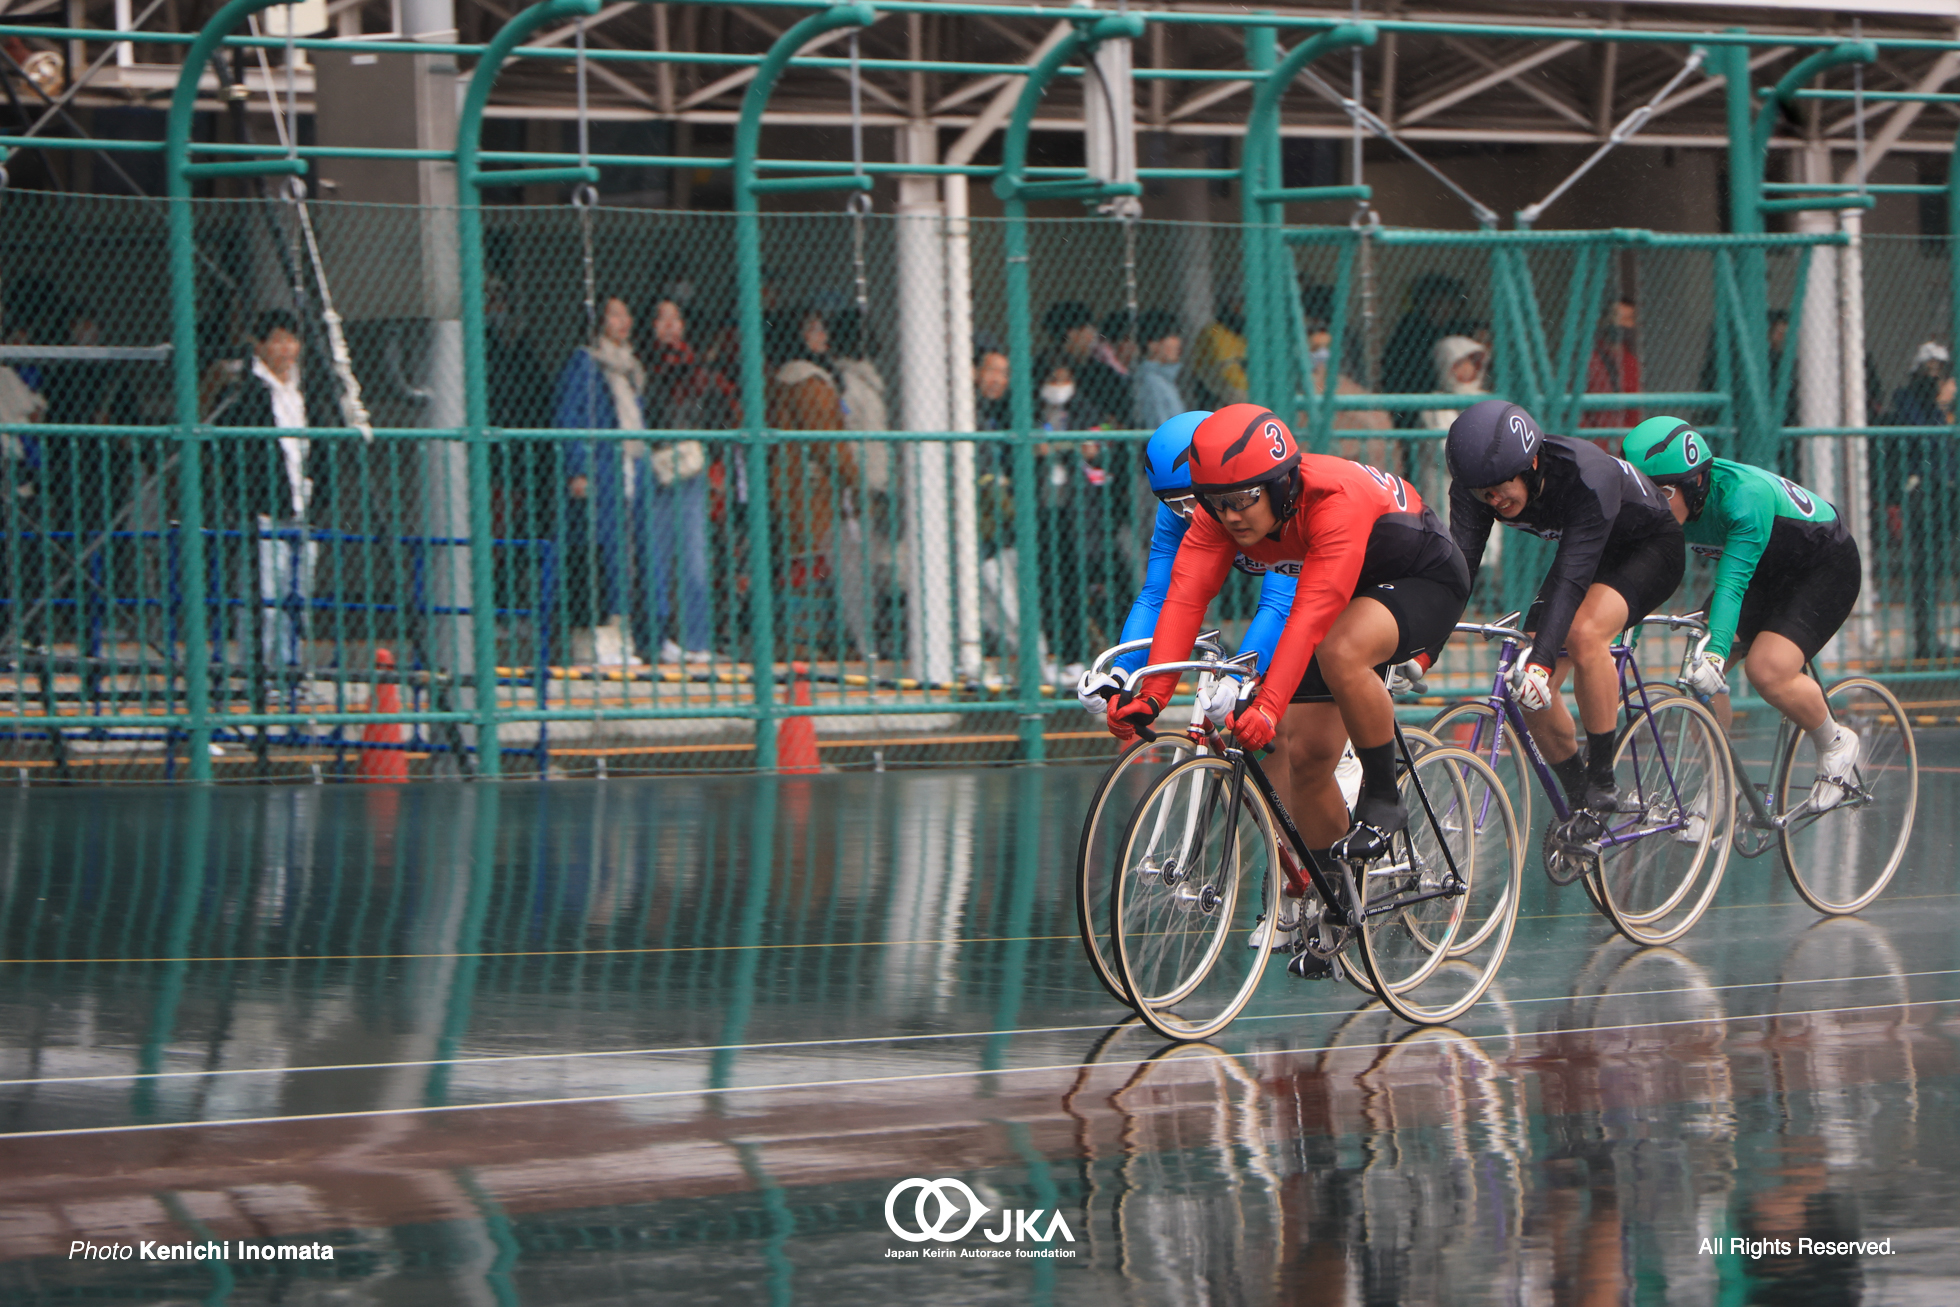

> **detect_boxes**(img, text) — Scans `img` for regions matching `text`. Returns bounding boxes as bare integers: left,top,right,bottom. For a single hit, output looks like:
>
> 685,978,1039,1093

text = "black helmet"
1445,399,1543,489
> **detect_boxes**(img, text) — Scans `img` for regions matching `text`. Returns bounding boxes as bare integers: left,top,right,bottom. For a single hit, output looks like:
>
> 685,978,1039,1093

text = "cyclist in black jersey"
1446,400,1686,813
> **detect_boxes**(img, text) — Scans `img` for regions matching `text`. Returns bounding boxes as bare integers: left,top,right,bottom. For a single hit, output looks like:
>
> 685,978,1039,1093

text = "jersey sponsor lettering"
1690,542,1724,559
1269,560,1303,577
1231,552,1268,576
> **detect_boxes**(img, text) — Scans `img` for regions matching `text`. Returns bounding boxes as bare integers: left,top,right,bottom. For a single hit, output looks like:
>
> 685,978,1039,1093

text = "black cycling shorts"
1525,526,1686,644
1722,525,1861,662
1290,573,1468,703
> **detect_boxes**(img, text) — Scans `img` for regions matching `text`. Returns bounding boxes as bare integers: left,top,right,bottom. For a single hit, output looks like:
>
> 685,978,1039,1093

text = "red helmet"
1188,404,1303,520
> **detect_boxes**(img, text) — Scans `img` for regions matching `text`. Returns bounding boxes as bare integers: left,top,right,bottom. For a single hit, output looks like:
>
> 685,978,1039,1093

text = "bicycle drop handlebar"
1088,630,1225,677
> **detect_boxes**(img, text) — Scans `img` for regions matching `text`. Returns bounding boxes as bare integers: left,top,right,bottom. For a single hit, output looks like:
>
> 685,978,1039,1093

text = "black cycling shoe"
1331,792,1408,863
1581,779,1639,814
1287,950,1335,980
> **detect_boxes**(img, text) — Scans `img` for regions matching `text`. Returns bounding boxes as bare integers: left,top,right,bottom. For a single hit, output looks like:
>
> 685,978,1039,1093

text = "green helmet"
1623,416,1711,484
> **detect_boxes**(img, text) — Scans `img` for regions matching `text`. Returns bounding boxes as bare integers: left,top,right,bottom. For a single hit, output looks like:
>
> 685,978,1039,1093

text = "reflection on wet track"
3,735,1960,1303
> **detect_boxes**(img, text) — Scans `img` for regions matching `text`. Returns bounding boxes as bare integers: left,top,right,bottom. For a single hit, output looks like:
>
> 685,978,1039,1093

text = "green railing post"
994,8,1143,761
735,3,877,771
457,0,600,781
1240,21,1374,414
164,0,310,780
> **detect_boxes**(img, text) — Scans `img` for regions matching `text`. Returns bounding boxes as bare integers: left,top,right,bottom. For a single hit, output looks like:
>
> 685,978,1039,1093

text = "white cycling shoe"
1809,724,1861,812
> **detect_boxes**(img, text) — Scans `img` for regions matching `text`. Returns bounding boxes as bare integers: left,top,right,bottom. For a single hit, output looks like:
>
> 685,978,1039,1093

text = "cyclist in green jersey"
1623,416,1863,807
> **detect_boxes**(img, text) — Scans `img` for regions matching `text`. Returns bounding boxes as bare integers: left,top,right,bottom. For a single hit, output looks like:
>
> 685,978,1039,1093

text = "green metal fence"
3,0,1959,781
3,188,1958,781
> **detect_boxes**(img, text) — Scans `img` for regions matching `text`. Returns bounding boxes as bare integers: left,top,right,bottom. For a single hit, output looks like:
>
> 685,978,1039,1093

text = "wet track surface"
3,729,1960,1304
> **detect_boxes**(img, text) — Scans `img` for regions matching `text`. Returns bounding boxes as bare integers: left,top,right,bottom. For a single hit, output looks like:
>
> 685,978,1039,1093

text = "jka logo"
884,1177,1075,1245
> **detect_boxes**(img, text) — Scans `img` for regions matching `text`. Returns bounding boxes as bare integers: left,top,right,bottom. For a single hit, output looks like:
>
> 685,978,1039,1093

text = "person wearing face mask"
1581,298,1641,451
1131,311,1187,432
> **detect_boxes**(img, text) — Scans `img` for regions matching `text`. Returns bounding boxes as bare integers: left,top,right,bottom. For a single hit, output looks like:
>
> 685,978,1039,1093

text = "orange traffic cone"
359,647,410,782
778,661,819,774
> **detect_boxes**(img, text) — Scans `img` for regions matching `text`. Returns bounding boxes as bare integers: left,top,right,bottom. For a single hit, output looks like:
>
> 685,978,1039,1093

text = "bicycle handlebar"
1088,630,1224,676
1636,611,1709,634
1116,650,1259,693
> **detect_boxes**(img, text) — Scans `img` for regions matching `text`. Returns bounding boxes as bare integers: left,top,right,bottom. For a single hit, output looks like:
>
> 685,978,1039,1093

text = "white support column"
1840,207,1876,662
897,121,953,686
944,173,983,679
1797,145,1841,506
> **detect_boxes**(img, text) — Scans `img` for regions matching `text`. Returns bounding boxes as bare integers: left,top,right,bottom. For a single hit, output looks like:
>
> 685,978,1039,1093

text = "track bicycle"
1075,636,1436,1007
1106,657,1522,1036
1427,612,1732,946
1661,616,1917,915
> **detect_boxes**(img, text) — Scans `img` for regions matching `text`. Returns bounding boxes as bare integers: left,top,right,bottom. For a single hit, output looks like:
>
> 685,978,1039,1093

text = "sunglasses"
1202,485,1264,514
1159,493,1197,520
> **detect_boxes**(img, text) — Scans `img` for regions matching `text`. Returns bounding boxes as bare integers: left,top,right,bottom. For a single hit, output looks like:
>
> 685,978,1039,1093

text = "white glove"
1385,658,1428,697
1195,675,1247,729
1510,661,1555,712
1076,669,1122,716
1682,652,1728,700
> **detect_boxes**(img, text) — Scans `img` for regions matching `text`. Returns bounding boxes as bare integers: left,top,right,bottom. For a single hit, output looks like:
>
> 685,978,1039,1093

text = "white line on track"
2,966,1950,1092
1,989,1953,1141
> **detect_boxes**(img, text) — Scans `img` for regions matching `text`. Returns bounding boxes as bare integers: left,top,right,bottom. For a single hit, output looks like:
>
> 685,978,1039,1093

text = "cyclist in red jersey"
1108,404,1470,863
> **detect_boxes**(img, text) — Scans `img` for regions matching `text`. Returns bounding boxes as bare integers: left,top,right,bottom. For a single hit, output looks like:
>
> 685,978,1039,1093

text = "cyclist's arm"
1526,478,1617,671
1249,503,1371,720
1449,481,1495,583
1113,504,1186,674
1238,569,1299,673
1138,519,1237,702
1703,476,1775,662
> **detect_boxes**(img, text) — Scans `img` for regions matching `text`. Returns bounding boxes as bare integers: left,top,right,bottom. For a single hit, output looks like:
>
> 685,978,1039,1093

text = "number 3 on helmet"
1187,403,1304,521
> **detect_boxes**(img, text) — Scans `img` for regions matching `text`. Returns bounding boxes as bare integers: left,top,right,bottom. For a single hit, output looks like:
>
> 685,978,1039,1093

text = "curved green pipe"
734,3,877,770
1240,22,1374,415
456,0,599,778
992,9,1140,759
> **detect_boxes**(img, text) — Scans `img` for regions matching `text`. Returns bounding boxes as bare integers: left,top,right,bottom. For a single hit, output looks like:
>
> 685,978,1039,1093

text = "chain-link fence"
2,191,1954,781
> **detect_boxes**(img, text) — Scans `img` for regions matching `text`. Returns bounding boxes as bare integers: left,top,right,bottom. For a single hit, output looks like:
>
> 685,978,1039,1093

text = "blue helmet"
1142,411,1211,496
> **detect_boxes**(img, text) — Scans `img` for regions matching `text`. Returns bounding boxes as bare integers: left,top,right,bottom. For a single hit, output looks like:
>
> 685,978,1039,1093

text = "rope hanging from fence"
846,28,870,317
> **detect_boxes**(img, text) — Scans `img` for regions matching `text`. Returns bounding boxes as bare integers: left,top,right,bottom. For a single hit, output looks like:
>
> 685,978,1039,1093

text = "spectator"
210,309,338,670
1042,300,1129,428
974,344,1012,433
636,297,728,664
1032,359,1119,675
1881,342,1957,662
1418,334,1492,510
1131,310,1187,431
829,309,890,658
552,294,642,667
1582,298,1641,449
766,306,867,658
1097,309,1139,384
972,345,1033,665
1382,273,1471,426
1299,287,1390,458
1186,298,1248,409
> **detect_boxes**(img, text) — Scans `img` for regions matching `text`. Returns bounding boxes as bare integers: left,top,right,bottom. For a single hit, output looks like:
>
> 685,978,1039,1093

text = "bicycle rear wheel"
1775,677,1917,914
1110,755,1281,1041
1593,694,1731,946
1077,735,1206,1004
1354,746,1522,1026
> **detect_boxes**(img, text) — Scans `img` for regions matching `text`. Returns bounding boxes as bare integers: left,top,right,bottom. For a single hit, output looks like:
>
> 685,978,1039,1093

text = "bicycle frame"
1450,617,1696,849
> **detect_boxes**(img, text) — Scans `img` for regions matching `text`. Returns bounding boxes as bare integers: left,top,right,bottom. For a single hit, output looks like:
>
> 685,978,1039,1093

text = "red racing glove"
1230,701,1279,753
1107,689,1164,742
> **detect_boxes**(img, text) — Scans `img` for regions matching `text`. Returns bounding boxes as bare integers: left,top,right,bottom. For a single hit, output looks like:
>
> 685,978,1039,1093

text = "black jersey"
1450,434,1681,670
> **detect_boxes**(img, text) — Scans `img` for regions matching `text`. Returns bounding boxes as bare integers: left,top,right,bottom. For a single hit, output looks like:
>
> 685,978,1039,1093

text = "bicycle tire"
1425,700,1533,838
1592,694,1731,946
1774,677,1917,915
1353,746,1523,1026
1110,755,1282,1041
1076,734,1206,1004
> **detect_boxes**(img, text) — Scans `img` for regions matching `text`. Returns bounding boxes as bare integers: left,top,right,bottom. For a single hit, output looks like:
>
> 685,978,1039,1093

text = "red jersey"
1141,454,1463,719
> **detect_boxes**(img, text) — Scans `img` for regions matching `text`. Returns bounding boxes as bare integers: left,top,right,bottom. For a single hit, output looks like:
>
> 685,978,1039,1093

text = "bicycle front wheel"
1355,746,1522,1026
1110,755,1282,1042
1077,735,1205,1005
1775,677,1917,914
1593,694,1731,946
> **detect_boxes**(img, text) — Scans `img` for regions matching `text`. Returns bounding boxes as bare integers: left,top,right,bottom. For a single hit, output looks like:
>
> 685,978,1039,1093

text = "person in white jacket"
1418,334,1490,511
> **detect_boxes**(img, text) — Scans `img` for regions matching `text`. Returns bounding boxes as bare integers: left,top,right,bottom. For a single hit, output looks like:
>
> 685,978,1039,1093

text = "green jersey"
1683,458,1840,660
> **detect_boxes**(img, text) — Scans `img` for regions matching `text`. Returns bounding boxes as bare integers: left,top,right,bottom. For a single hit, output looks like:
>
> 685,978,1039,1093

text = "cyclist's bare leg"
1521,583,1629,763
1742,631,1827,733
1283,702,1352,847
1316,597,1402,752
